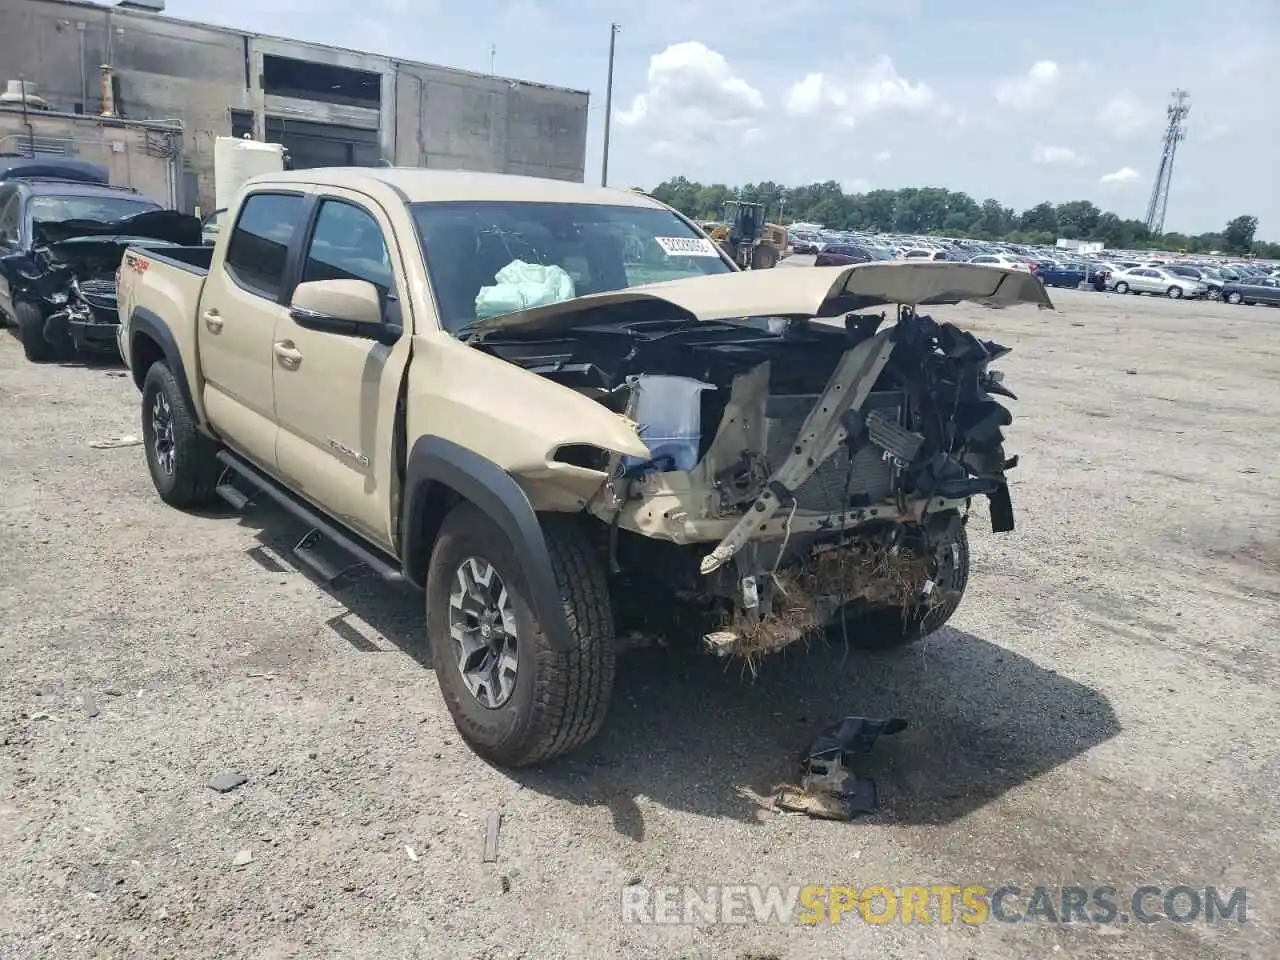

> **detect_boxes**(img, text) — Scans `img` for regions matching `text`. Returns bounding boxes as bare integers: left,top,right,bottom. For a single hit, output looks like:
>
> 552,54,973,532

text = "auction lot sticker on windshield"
655,236,722,258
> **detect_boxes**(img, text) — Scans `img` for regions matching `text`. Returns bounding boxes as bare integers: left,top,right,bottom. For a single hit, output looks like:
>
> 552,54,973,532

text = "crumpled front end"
468,261,1045,657
581,311,1019,656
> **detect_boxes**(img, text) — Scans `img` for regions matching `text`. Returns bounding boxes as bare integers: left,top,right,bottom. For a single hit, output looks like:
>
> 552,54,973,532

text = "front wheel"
15,303,55,363
1226,292,1243,305
1114,281,1129,294
426,502,616,767
140,362,220,508
827,517,970,651
1167,285,1184,299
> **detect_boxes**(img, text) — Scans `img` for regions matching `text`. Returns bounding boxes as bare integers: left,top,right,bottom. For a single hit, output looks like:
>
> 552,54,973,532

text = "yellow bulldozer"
706,201,789,269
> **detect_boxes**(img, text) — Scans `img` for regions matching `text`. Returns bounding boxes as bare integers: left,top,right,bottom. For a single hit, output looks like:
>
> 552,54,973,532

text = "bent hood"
470,261,1054,338
33,209,201,248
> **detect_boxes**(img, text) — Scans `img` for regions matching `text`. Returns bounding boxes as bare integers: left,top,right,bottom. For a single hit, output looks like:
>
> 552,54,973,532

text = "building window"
261,55,381,109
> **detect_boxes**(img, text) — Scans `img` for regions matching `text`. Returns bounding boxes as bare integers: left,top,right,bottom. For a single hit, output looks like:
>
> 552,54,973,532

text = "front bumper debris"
774,715,908,821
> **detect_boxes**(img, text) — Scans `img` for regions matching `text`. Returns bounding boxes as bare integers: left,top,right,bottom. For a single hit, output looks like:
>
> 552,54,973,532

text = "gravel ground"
1,288,1277,960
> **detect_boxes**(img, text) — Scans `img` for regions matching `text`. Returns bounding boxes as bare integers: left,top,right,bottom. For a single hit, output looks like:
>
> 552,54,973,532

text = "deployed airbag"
475,259,576,319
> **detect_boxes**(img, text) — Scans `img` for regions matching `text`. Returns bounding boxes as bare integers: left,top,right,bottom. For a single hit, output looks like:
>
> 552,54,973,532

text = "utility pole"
601,22,620,186
489,44,496,75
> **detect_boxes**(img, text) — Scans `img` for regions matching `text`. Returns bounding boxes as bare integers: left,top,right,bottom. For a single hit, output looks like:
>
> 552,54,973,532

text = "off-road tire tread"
141,362,219,508
526,513,616,763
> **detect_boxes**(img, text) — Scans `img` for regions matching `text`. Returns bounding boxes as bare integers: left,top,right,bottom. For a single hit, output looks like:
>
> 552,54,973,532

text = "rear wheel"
15,303,55,363
1167,285,1183,299
426,503,616,767
140,362,220,508
1114,281,1129,294
1226,291,1243,305
827,517,970,651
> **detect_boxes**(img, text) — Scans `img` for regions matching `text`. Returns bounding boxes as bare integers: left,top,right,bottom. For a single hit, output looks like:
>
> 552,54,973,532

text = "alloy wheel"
448,557,519,709
150,391,176,477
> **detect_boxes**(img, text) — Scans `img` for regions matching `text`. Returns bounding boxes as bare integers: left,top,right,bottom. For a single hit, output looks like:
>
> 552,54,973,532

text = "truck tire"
827,518,970,651
16,302,55,363
426,502,616,767
140,362,220,508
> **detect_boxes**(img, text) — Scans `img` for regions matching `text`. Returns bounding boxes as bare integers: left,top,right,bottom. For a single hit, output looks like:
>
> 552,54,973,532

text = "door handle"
273,341,303,368
202,309,223,333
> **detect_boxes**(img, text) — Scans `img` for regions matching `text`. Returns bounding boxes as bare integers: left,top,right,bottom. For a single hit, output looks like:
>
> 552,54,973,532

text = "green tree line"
646,177,1276,258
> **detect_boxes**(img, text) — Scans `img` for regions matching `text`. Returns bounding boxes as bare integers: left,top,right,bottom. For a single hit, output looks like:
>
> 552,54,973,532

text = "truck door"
271,191,412,550
196,190,310,473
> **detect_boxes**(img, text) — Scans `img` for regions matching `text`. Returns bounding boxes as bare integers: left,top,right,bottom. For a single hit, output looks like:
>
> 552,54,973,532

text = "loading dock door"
264,117,382,170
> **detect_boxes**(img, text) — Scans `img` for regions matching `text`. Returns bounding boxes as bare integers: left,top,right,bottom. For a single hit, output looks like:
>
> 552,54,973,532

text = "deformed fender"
401,435,576,653
129,306,196,414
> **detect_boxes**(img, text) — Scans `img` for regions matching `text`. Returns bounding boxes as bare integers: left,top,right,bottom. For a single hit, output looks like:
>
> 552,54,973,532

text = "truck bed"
143,245,215,274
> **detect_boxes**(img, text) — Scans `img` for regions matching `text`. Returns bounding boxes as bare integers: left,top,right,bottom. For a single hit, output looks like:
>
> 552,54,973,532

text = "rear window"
410,200,733,334
225,192,307,301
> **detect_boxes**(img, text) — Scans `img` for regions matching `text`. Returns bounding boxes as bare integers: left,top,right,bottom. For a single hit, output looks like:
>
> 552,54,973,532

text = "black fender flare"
129,306,196,414
401,435,575,653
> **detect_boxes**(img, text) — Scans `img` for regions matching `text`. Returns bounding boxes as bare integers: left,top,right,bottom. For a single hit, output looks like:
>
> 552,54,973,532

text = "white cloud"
994,60,1060,110
785,56,933,127
1099,166,1141,186
873,150,892,162
1031,144,1084,166
1201,122,1232,142
842,178,872,193
615,42,765,156
1099,92,1160,140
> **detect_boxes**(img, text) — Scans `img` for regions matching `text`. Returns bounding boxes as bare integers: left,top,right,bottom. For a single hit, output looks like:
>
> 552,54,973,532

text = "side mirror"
289,279,400,345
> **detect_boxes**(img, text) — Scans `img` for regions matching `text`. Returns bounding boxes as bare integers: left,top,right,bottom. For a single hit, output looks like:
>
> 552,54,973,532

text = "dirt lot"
1,288,1277,960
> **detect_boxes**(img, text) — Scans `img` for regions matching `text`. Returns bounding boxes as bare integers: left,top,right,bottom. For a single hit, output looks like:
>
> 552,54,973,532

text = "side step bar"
215,450,406,587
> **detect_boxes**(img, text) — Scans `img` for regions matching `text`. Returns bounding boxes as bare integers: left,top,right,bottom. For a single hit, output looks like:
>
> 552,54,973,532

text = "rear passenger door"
272,191,412,551
197,190,309,474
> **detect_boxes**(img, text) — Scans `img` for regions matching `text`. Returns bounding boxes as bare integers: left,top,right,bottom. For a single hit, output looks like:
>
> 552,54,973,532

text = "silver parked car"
1107,267,1206,299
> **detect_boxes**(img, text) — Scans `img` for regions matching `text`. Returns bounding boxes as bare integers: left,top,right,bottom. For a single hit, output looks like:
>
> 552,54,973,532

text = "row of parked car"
791,228,1280,306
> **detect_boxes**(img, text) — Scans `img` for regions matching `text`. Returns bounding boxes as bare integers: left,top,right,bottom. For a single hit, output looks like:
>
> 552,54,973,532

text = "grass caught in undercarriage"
718,537,946,671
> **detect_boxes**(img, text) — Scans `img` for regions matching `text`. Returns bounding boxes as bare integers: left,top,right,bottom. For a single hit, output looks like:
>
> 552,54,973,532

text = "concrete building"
0,0,591,212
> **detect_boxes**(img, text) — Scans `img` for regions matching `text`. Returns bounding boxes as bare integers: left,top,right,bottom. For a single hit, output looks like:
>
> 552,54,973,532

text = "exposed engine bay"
0,210,199,356
473,299,1022,658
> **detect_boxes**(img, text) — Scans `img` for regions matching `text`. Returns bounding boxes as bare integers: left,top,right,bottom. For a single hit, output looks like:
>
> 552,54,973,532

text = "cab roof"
245,167,671,209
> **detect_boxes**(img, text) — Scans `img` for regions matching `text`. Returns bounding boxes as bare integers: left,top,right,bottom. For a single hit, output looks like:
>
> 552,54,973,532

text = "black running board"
215,449,407,587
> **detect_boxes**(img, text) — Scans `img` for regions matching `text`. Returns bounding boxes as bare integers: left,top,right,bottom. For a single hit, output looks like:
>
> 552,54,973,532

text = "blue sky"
163,0,1279,238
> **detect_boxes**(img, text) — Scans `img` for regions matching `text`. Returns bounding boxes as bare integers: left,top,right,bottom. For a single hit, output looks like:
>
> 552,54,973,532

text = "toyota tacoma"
117,168,1052,766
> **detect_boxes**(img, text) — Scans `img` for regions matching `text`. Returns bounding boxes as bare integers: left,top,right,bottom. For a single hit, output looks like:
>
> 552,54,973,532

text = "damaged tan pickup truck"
117,168,1052,766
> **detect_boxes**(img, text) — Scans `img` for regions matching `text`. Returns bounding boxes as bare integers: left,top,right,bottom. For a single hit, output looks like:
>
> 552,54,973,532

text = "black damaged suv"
0,158,173,361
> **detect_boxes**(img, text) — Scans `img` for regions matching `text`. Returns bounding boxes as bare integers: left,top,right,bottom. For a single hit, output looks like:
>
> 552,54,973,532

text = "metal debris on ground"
208,772,249,794
482,811,502,863
405,845,419,862
232,849,253,867
88,435,142,449
774,716,908,821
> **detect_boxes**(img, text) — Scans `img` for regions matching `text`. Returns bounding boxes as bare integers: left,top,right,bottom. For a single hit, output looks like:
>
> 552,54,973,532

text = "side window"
224,192,306,301
0,190,19,246
301,199,393,306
